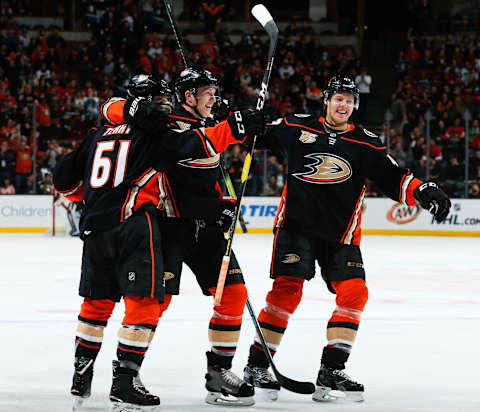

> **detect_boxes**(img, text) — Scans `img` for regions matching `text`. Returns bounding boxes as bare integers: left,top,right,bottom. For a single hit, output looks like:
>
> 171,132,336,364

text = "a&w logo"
299,130,317,143
293,153,352,184
387,203,421,224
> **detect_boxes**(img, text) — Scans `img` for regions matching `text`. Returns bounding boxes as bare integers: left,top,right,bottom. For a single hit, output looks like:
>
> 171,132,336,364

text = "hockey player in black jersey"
243,76,451,402
98,69,271,406
54,76,266,411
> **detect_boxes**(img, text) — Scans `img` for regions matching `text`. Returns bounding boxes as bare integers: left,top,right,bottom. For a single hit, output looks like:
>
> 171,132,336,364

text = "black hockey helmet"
174,68,218,103
127,74,174,113
324,75,359,110
127,74,173,100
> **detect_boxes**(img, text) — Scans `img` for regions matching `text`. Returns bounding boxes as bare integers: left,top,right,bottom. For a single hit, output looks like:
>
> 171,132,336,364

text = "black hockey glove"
414,181,451,222
217,199,237,232
226,108,272,142
123,97,172,132
212,97,230,122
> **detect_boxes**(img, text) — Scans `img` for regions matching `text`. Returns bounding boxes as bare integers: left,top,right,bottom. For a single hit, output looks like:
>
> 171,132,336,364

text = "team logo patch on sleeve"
164,272,175,280
293,153,352,184
299,130,317,143
281,253,301,264
176,121,191,131
363,128,378,138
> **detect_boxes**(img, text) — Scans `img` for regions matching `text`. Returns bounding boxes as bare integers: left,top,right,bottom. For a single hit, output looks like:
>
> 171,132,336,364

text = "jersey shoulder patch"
362,128,378,138
294,113,311,118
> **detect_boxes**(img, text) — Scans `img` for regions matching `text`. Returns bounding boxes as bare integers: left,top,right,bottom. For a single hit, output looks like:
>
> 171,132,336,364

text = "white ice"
1,234,479,412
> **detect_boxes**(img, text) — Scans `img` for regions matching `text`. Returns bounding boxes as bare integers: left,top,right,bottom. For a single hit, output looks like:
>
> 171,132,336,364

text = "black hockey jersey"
165,105,223,220
53,120,239,233
263,115,423,244
101,100,226,220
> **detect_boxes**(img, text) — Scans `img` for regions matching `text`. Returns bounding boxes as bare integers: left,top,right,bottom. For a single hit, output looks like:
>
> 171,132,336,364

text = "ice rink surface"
1,233,479,412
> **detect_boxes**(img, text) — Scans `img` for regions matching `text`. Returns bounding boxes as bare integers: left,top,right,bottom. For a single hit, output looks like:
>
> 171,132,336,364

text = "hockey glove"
123,97,172,132
226,108,272,142
212,97,230,122
413,181,451,222
217,199,237,232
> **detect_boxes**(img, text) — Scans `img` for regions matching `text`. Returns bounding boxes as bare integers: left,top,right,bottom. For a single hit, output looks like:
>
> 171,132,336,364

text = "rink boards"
0,195,479,236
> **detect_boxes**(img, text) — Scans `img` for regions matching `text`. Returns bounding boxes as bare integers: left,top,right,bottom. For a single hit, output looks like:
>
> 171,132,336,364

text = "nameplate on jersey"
177,154,220,169
299,130,317,143
176,121,192,131
293,153,352,184
102,124,131,136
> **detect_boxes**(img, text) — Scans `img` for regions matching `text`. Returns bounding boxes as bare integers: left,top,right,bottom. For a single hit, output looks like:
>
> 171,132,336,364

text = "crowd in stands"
0,1,478,199
386,27,480,198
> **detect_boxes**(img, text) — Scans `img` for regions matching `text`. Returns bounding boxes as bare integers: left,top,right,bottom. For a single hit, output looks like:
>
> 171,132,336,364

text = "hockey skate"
71,357,94,411
244,364,280,401
109,361,160,411
312,364,364,402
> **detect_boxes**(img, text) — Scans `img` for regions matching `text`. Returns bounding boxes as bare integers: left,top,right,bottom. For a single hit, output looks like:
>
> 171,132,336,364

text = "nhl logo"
176,121,191,131
299,130,317,143
128,271,136,281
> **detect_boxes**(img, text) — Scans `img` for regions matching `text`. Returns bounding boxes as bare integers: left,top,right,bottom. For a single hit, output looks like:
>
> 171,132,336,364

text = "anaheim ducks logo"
293,153,352,184
282,253,300,264
176,121,191,131
164,272,175,281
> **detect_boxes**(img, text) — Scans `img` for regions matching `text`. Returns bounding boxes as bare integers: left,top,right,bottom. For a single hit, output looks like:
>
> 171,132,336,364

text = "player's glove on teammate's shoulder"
123,97,172,131
217,199,237,232
414,181,451,222
212,97,230,122
226,108,272,142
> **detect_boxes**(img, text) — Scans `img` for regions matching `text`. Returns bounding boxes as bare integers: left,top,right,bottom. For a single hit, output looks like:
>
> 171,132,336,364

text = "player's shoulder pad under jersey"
351,126,385,148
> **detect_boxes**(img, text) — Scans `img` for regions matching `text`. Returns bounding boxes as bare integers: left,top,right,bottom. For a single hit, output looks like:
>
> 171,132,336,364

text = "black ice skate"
109,361,160,412
71,357,94,410
312,364,364,402
244,364,280,401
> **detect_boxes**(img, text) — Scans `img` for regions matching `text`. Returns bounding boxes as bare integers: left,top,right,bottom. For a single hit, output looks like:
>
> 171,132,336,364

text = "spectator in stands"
355,67,372,123
390,141,408,168
12,136,33,194
0,141,15,182
305,81,323,117
262,175,281,196
468,183,480,198
0,177,15,194
201,1,224,32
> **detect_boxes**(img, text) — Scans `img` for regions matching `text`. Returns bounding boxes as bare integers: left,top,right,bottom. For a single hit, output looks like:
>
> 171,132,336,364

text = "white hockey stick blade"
251,4,273,27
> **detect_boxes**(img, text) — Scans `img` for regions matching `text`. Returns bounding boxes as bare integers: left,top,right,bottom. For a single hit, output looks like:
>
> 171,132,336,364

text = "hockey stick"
211,6,315,394
163,0,248,232
218,155,248,233
213,3,277,305
245,298,315,394
163,0,190,68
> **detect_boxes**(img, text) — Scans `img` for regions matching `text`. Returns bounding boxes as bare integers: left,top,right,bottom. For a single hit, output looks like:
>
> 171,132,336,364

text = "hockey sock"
208,284,246,359
75,320,106,361
324,279,368,369
249,276,304,367
117,324,155,370
117,296,160,370
75,298,116,360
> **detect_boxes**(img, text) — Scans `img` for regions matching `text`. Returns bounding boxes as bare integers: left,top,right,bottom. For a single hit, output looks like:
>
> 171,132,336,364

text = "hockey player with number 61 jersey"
242,76,451,403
